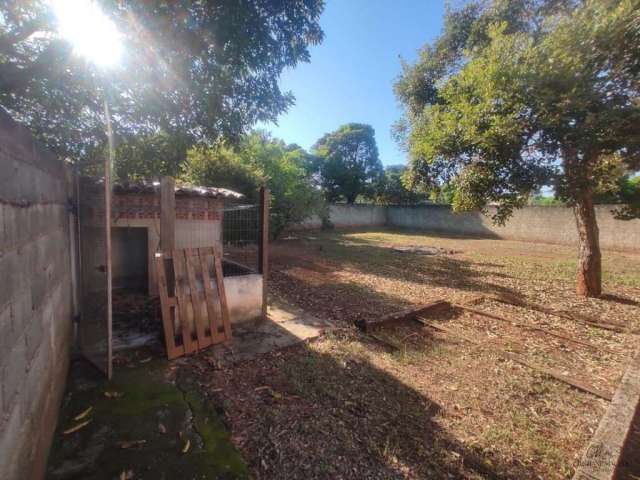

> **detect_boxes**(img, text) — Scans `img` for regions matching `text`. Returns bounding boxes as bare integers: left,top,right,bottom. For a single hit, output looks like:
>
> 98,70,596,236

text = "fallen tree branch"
490,293,627,333
455,304,620,356
415,316,613,401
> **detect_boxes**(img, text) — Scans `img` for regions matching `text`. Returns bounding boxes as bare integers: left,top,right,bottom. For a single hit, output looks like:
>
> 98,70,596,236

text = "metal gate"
77,174,113,378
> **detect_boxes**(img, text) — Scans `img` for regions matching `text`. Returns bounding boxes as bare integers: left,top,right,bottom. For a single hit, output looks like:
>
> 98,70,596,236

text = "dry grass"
193,228,640,479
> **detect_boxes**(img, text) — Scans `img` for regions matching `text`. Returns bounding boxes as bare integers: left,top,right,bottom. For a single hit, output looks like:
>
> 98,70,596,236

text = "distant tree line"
106,123,432,238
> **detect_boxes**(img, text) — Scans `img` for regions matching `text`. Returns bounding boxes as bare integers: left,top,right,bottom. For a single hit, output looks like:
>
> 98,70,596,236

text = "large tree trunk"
574,192,602,297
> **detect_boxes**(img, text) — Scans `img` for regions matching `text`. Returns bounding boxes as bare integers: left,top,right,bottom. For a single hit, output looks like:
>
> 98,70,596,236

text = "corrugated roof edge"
83,178,244,199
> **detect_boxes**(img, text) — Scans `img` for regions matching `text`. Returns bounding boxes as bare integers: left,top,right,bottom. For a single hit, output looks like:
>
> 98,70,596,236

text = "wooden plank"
160,177,175,252
185,248,211,349
173,249,196,353
155,253,184,360
491,293,626,333
198,248,226,343
416,316,613,401
213,247,232,339
455,304,619,355
259,187,269,322
367,332,401,351
354,300,450,332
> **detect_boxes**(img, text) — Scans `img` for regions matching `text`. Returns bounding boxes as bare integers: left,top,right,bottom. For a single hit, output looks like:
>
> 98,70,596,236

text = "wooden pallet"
156,247,231,360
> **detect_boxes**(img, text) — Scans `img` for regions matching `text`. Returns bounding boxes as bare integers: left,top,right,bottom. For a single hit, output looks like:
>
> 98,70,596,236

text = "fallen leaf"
181,439,191,454
73,406,93,421
104,391,124,399
118,440,146,449
119,470,134,480
63,420,91,435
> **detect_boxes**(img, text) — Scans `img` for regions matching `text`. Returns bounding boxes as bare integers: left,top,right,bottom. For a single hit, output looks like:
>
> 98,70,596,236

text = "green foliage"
529,195,564,206
395,0,640,223
373,165,423,205
108,132,193,181
182,132,325,239
182,145,264,201
0,0,324,159
594,174,640,218
312,123,384,203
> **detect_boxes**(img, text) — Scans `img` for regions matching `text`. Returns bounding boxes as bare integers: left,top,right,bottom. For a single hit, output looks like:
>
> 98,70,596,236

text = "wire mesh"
222,202,261,276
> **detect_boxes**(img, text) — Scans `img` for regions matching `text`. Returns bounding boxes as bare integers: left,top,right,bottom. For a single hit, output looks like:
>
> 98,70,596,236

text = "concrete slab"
573,348,640,480
208,299,333,366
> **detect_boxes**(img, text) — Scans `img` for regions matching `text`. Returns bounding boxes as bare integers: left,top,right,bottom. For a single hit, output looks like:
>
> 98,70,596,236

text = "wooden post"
160,176,176,252
259,187,269,322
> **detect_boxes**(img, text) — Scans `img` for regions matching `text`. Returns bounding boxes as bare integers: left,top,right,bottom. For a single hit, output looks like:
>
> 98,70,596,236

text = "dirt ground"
191,229,640,479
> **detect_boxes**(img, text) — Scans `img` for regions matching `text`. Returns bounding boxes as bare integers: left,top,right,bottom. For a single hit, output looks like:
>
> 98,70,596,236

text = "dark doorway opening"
111,227,148,292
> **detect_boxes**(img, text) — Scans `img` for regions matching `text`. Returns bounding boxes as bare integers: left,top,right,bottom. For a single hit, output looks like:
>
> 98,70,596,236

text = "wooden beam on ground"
415,316,613,401
160,176,175,252
455,304,619,356
354,300,450,332
367,332,401,351
491,293,626,333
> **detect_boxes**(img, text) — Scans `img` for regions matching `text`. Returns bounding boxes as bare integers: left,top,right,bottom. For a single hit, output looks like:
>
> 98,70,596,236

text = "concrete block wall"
387,204,640,252
0,109,74,480
292,203,640,252
293,204,388,230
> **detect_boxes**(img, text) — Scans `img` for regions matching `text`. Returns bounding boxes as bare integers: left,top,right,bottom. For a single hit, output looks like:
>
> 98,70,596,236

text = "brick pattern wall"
0,109,73,480
112,193,222,221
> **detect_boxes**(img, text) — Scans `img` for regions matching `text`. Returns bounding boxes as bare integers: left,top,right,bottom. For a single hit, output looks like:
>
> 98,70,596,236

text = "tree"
182,132,325,239
395,0,640,297
313,123,383,203
0,0,324,159
373,165,423,205
109,131,193,181
181,144,264,200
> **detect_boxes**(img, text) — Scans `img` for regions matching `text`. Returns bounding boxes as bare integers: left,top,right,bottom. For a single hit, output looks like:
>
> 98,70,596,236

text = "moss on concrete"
47,354,249,479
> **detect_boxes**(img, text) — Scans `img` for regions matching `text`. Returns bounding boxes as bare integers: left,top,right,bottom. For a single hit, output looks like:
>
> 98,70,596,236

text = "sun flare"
50,0,123,67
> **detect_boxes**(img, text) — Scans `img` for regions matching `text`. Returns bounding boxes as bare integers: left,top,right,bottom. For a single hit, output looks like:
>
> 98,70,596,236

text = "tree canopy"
0,0,324,158
394,0,640,296
312,123,383,203
183,132,325,239
373,165,424,205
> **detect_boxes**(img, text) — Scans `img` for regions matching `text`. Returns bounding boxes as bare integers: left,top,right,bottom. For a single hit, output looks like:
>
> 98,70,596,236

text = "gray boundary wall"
293,203,639,252
387,205,639,251
0,109,74,479
294,204,387,230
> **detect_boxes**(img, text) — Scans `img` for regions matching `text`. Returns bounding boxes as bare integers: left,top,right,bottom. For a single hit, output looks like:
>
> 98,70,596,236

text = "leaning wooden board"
156,247,231,360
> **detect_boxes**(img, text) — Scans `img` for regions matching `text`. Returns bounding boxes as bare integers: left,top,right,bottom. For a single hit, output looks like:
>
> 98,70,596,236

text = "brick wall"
112,193,223,221
0,109,74,480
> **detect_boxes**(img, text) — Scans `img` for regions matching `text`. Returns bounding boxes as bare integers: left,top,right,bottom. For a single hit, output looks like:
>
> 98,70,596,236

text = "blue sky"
262,0,446,167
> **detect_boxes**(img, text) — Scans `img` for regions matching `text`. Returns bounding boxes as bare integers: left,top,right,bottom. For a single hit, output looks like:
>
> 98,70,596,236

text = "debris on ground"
238,229,640,479
387,244,460,255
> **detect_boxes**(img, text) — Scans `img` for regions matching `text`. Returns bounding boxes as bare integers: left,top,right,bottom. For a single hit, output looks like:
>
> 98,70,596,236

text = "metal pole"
103,98,114,379
259,188,269,322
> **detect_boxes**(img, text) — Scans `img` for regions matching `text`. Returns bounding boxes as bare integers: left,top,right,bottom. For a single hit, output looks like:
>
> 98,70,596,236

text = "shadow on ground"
270,232,520,324
190,323,539,479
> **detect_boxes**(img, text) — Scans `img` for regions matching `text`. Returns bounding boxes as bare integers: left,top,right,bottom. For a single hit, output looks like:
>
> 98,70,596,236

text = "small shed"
79,177,267,330
110,181,240,294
